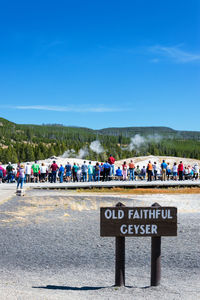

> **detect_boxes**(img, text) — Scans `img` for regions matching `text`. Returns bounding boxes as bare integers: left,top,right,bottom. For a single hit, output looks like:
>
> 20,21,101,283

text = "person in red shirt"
51,161,59,183
108,154,115,177
178,161,184,181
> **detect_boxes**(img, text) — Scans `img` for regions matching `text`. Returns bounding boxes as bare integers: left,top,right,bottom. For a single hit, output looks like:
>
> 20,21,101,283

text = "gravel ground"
0,190,199,300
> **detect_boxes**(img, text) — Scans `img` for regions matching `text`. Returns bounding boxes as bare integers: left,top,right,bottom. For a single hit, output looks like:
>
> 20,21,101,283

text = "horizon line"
1,116,200,133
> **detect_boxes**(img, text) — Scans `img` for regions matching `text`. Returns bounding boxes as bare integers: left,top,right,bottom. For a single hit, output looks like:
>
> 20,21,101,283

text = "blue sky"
0,0,199,130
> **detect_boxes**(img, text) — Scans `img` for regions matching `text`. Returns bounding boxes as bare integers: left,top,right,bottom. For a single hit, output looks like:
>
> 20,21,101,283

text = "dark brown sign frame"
101,206,177,237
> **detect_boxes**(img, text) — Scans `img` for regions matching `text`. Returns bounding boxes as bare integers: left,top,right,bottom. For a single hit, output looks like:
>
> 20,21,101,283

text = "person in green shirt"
32,160,40,183
6,162,14,183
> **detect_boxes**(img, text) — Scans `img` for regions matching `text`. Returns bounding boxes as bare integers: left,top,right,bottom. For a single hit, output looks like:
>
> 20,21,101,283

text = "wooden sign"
100,207,177,237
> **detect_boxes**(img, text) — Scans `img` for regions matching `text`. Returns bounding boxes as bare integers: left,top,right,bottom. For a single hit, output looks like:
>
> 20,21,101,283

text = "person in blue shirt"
116,167,122,180
65,162,72,182
59,164,65,183
94,162,100,182
103,161,110,181
99,163,104,180
140,166,146,180
161,160,167,181
88,161,93,182
81,161,88,182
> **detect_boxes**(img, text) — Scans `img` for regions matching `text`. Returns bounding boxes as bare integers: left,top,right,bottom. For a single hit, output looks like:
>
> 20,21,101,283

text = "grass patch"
76,187,200,194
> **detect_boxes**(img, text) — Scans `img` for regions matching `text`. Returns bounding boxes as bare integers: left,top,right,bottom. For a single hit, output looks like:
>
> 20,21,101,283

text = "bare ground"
0,190,199,299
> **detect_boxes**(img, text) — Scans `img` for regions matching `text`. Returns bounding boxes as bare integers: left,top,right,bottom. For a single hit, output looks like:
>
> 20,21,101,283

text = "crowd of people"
0,155,199,189
137,160,200,182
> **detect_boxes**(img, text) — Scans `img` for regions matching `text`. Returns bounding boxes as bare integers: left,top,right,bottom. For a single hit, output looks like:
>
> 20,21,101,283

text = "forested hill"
99,126,200,140
0,117,200,164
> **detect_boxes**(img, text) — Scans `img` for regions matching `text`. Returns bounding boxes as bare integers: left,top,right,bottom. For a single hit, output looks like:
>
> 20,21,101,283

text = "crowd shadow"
33,284,151,291
33,285,108,291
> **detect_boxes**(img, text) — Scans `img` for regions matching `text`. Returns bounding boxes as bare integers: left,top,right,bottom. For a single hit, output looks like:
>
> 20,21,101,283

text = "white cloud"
149,45,200,63
8,105,127,113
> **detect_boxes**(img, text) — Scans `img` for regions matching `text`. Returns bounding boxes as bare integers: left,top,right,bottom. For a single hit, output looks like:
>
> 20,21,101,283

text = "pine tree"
48,145,55,158
26,145,35,161
11,148,18,163
5,147,12,163
20,147,26,162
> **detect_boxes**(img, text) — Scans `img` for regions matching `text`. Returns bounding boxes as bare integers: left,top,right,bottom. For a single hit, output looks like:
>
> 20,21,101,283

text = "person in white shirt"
77,164,82,182
25,162,31,183
17,164,25,189
172,162,178,181
153,162,158,181
40,163,47,182
194,164,199,180
184,166,189,180
166,163,171,180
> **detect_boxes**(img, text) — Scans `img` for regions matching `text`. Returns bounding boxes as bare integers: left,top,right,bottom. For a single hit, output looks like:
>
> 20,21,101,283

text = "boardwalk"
23,179,200,189
1,180,200,203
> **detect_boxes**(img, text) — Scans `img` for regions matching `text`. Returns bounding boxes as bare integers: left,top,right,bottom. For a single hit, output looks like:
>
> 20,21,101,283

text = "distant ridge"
0,117,200,140
98,126,200,140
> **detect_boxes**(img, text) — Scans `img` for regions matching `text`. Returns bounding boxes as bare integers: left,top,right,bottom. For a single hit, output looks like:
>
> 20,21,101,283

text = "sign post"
151,202,161,286
100,203,177,286
115,202,125,286
151,236,161,286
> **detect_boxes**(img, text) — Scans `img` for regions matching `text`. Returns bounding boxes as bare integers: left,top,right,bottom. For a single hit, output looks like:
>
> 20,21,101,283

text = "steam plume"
128,134,162,151
61,149,76,158
89,140,104,154
78,147,89,159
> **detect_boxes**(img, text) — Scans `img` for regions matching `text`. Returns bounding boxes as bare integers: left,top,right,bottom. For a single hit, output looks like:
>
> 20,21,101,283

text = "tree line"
0,117,200,164
1,139,200,164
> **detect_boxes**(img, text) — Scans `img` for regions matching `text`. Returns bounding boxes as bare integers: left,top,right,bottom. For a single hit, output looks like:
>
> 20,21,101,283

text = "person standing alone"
17,164,25,190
